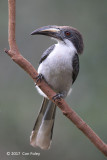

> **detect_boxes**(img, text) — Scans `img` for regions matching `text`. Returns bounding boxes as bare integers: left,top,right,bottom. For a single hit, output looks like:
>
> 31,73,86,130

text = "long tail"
30,98,56,150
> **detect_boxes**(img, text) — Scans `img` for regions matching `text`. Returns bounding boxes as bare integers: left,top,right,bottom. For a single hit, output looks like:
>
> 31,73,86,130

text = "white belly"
37,42,76,98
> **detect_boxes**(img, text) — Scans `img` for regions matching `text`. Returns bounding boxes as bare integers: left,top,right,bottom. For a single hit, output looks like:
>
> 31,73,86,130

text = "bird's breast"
38,44,76,96
47,44,74,70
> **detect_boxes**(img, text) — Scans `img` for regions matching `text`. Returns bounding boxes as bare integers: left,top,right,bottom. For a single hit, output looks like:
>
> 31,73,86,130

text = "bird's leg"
34,73,44,86
52,93,64,101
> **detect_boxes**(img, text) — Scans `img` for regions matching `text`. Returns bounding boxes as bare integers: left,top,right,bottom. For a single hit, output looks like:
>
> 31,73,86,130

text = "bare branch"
5,0,107,157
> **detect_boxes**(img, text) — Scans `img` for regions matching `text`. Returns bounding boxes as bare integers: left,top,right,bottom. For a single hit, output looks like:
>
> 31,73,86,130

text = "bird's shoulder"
72,53,79,84
39,44,55,64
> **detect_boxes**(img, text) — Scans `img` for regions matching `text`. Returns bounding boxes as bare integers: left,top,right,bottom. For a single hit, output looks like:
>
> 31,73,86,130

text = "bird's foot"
52,93,64,101
34,73,44,86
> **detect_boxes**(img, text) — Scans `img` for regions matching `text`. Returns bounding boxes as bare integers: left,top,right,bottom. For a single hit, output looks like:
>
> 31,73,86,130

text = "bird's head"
31,25,84,54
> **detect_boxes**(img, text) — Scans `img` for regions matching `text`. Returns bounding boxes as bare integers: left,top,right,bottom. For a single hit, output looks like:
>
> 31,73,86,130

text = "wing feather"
39,45,55,64
72,53,79,84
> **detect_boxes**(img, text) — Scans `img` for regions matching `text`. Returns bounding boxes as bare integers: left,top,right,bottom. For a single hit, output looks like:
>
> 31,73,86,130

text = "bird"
30,25,84,150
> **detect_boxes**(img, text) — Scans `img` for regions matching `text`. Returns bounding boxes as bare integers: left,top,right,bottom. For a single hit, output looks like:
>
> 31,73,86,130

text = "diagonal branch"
5,0,107,157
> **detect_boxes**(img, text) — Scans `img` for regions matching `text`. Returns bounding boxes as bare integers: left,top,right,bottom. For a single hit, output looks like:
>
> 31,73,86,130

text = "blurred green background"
0,0,107,160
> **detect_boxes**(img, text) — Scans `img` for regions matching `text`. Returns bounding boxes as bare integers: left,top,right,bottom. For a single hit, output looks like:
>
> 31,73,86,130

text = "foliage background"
0,0,107,160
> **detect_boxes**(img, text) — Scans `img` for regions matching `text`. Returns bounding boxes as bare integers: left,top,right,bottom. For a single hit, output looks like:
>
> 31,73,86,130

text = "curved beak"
31,25,61,40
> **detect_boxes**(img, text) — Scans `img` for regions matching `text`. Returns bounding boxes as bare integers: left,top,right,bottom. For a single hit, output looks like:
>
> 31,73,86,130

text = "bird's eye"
65,31,71,37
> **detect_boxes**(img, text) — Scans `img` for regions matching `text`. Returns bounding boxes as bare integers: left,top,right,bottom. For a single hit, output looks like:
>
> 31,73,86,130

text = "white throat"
64,39,77,52
52,37,77,53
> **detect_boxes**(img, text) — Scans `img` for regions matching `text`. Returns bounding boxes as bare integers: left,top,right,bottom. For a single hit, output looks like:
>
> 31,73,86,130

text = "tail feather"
30,98,56,150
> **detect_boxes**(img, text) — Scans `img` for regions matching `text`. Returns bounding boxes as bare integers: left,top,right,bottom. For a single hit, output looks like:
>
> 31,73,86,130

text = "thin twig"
5,0,107,157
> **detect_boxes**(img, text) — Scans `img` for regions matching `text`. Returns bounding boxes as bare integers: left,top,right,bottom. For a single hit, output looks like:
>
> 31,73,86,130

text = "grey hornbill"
30,25,84,150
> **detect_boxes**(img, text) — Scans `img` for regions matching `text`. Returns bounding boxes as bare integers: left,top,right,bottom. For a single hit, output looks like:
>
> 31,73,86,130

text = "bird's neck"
56,39,77,54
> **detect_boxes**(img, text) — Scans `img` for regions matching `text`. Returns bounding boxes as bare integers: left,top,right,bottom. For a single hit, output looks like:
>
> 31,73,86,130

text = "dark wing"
72,53,79,84
39,44,55,64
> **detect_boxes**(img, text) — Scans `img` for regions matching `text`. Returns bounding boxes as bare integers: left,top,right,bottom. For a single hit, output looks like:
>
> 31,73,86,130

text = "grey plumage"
30,98,56,149
72,53,79,84
39,44,55,64
30,25,84,150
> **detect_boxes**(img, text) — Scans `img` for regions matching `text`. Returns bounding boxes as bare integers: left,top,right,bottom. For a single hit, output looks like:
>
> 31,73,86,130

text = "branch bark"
5,0,107,157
